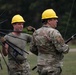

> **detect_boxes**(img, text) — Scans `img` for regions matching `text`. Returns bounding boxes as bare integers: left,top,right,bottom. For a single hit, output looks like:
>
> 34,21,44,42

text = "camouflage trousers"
37,65,62,75
8,60,31,75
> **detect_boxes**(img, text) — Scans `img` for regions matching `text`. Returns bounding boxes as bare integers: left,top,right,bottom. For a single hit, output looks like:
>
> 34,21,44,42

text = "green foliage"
0,0,76,39
23,28,33,35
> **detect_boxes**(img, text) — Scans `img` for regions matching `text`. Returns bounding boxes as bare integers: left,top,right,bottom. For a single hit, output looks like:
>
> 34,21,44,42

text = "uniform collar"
42,24,52,28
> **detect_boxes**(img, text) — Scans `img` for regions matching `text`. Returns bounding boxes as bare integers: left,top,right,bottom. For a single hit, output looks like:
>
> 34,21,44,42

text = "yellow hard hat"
11,14,25,24
42,9,58,19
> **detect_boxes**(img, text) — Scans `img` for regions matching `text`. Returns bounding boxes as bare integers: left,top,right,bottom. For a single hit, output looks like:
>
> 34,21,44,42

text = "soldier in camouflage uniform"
2,14,32,75
30,9,69,75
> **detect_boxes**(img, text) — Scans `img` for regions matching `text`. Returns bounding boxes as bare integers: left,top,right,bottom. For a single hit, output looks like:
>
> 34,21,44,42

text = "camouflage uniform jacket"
31,25,69,67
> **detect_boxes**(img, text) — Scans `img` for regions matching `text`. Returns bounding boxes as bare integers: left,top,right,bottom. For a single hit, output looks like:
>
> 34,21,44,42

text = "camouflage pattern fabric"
8,60,30,75
31,25,69,75
37,65,62,75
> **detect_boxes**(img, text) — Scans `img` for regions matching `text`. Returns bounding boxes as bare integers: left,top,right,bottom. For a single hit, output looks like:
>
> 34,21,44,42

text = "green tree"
0,0,76,39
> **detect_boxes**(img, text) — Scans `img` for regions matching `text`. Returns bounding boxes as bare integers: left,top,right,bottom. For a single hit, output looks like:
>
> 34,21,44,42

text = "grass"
0,51,76,75
69,44,76,49
0,44,76,75
62,52,76,75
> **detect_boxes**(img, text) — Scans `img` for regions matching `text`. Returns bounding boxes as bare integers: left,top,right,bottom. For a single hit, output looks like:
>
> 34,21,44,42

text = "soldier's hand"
0,37,6,43
27,26,36,32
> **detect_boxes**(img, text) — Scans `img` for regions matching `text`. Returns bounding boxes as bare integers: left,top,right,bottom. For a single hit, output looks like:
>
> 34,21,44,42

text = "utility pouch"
16,55,26,61
30,45,38,56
